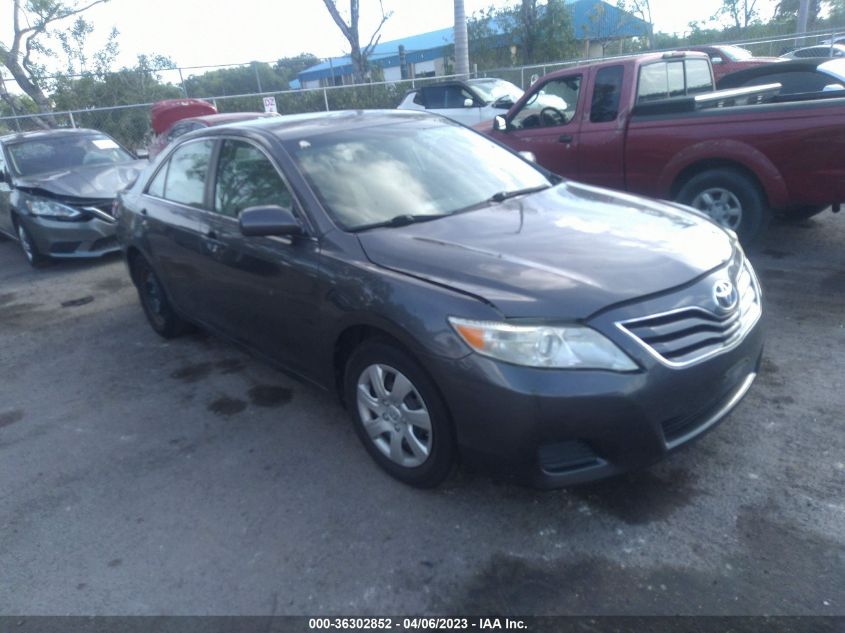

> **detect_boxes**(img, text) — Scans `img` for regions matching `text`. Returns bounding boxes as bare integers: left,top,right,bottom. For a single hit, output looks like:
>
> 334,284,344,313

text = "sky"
2,0,782,77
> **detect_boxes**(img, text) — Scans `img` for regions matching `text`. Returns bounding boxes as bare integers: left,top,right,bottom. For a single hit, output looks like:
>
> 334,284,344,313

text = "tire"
13,218,49,267
130,255,191,339
344,338,456,488
676,168,770,244
780,205,828,222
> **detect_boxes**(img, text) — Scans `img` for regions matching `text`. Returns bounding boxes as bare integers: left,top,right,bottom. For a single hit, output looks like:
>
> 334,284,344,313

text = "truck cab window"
591,66,624,123
510,75,580,130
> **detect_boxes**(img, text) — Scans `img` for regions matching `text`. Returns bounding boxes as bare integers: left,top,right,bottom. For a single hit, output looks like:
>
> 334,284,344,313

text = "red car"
148,99,279,158
684,45,780,82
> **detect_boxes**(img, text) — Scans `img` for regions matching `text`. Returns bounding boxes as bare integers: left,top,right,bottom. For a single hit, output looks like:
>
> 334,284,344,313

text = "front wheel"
344,339,456,488
15,219,49,267
676,168,770,244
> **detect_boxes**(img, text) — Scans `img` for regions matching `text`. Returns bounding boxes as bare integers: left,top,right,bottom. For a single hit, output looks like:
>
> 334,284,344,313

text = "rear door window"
590,65,624,123
157,140,214,208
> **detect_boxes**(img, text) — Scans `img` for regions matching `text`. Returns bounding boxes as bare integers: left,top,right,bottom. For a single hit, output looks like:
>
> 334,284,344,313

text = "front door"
199,138,323,375
496,74,584,178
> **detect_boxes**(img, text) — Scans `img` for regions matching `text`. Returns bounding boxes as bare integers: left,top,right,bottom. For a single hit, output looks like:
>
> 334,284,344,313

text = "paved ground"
0,212,843,616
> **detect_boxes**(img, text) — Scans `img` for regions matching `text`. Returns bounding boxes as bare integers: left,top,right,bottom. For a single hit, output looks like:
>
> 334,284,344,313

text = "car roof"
179,112,280,126
717,59,826,87
0,127,108,144
193,109,450,142
540,51,709,81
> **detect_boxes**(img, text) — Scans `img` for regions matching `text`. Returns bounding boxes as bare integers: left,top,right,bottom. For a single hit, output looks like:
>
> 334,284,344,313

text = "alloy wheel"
691,187,743,230
17,223,34,264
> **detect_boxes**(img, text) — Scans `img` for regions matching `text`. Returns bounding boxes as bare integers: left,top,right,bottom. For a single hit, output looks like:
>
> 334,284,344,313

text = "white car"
397,78,524,126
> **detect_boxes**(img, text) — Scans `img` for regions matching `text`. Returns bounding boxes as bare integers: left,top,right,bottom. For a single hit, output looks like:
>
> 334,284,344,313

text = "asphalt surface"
0,212,843,616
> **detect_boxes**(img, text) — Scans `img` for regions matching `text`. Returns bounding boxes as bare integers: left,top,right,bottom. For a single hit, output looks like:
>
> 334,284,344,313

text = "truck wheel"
676,169,769,243
344,338,456,488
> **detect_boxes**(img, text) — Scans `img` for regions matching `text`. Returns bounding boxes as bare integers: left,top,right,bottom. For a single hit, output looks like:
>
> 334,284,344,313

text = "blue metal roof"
297,0,650,83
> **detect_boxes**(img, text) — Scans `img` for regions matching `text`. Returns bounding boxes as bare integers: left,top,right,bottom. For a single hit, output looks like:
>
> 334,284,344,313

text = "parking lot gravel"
0,212,843,616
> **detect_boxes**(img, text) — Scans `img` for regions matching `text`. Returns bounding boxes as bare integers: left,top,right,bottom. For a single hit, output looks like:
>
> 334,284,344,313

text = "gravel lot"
0,212,843,616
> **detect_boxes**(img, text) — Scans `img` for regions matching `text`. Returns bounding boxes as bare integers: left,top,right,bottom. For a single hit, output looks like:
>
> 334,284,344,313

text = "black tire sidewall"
132,256,186,339
14,218,48,267
677,169,769,243
344,339,456,488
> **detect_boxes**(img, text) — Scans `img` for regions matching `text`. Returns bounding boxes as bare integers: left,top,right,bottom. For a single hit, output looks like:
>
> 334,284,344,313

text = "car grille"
618,258,761,367
71,200,116,223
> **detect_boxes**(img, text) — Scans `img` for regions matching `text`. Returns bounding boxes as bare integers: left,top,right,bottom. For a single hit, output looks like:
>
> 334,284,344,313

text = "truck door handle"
558,134,573,144
205,230,218,240
140,208,148,216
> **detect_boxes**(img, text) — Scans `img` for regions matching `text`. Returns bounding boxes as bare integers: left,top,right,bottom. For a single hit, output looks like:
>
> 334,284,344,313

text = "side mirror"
711,56,724,64
493,96,514,109
135,148,150,160
463,97,475,108
239,205,303,237
518,151,536,163
494,115,508,131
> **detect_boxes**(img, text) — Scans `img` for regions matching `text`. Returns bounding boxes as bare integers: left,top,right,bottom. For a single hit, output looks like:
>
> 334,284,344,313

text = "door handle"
140,208,148,216
558,134,573,144
205,230,218,240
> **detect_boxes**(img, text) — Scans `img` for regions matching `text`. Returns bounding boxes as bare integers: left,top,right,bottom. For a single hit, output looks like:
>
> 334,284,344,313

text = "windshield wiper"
355,213,450,231
489,184,551,203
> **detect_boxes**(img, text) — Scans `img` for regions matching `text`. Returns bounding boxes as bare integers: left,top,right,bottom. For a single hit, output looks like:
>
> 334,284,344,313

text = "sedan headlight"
449,317,637,371
26,198,83,220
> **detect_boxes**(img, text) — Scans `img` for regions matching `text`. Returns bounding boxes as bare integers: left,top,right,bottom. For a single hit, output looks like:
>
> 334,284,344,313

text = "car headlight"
449,317,638,371
26,198,83,220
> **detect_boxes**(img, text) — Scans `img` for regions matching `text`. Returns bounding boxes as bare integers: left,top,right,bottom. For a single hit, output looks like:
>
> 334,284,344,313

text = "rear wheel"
677,168,769,243
14,219,48,267
131,255,191,339
344,339,456,488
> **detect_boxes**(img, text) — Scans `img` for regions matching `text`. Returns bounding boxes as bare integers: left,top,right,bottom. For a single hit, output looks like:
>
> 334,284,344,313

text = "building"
295,0,651,89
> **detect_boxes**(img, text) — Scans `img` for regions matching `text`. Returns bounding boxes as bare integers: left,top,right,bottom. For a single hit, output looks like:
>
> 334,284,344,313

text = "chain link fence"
2,27,844,153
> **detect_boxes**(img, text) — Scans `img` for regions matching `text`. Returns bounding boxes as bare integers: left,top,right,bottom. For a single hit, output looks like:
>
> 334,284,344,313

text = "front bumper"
430,321,763,488
20,214,119,258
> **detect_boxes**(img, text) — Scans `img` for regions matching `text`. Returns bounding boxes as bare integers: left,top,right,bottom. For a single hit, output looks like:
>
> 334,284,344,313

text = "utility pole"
454,0,470,78
797,0,810,46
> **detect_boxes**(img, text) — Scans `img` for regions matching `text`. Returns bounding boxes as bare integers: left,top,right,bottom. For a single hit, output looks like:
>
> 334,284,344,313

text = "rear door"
138,138,215,316
421,84,486,125
500,73,585,177
199,137,323,373
577,64,626,190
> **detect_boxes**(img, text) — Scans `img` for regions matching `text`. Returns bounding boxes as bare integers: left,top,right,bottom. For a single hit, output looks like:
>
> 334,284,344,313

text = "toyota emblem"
713,280,738,313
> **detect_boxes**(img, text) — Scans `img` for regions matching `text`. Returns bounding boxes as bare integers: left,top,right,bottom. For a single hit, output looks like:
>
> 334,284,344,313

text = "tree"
1,0,112,124
320,0,392,82
617,0,654,48
468,0,577,69
720,0,760,31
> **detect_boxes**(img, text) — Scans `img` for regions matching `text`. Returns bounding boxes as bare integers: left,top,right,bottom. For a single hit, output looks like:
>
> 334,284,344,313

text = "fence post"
68,111,76,128
323,87,330,112
178,68,188,97
520,67,524,89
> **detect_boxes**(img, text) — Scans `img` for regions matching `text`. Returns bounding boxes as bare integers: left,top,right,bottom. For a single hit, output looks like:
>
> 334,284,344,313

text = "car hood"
14,161,146,201
356,182,734,319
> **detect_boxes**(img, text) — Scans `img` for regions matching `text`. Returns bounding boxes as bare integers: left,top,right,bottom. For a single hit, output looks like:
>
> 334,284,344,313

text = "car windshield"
721,46,754,61
468,79,523,104
6,133,133,177
285,118,550,231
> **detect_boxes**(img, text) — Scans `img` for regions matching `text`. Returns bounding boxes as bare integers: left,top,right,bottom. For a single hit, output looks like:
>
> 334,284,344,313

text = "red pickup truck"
480,52,845,241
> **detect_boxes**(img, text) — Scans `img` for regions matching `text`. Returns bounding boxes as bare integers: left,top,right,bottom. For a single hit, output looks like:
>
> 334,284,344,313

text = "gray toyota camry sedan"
115,110,764,488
